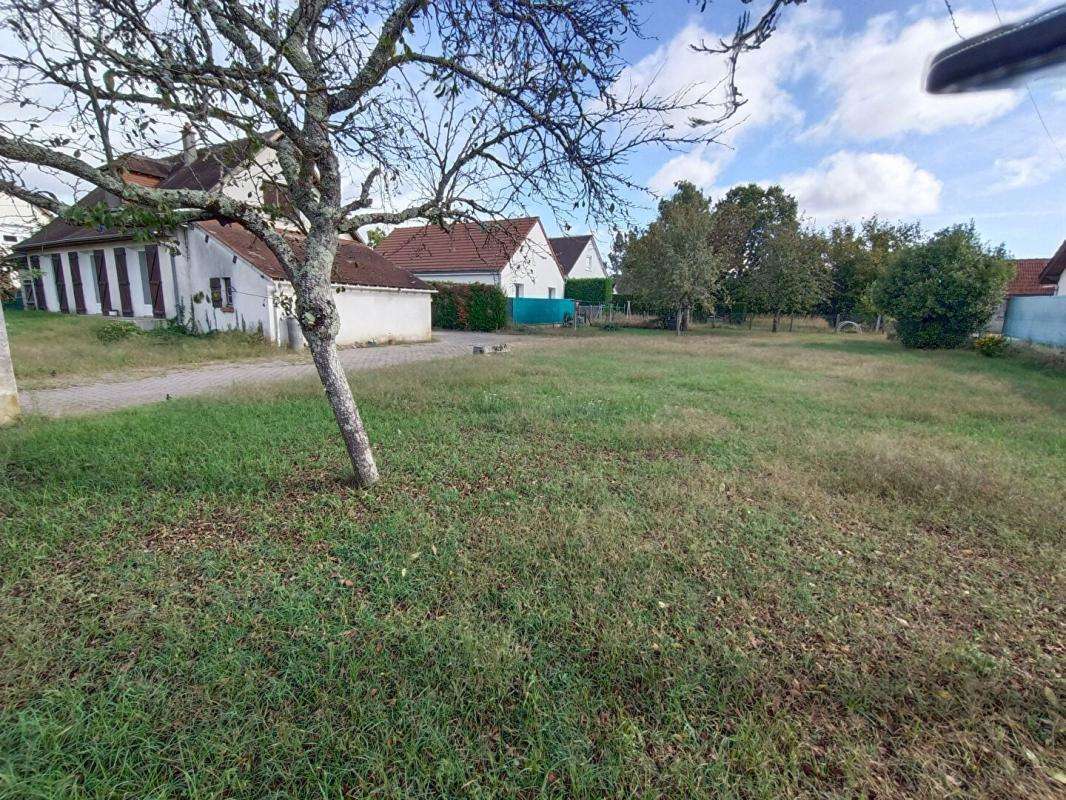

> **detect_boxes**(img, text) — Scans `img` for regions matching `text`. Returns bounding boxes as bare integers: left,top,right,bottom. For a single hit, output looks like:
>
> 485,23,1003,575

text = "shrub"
466,283,507,331
94,321,141,343
429,282,506,331
872,224,1013,349
564,277,613,304
973,334,1009,358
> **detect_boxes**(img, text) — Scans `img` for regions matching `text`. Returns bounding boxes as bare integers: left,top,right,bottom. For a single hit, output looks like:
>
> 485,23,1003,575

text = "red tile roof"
374,218,541,273
197,221,430,291
1039,240,1065,285
1007,258,1056,296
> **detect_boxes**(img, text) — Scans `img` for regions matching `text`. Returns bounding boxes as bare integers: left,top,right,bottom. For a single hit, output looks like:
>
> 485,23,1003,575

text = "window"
137,249,152,305
210,277,234,311
3,234,16,243
514,283,524,298
548,287,556,299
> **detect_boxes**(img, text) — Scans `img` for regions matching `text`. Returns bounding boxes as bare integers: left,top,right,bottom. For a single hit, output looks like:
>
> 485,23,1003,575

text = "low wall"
1003,295,1066,348
333,286,433,345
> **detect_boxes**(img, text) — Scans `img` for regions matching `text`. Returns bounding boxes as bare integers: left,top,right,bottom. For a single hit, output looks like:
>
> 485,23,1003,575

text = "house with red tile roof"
1039,241,1066,296
13,131,433,347
376,217,565,299
987,257,1058,332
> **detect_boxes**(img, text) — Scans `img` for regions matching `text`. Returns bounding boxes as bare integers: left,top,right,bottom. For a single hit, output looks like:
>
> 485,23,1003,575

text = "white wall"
179,227,279,339
1057,270,1066,296
331,285,432,345
565,239,608,279
500,223,565,298
274,283,432,346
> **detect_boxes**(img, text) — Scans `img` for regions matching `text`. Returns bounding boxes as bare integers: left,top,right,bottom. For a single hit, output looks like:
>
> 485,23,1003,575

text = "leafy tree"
824,217,921,323
607,229,634,278
713,184,799,320
363,227,388,249
748,223,829,331
872,223,1013,349
620,182,724,334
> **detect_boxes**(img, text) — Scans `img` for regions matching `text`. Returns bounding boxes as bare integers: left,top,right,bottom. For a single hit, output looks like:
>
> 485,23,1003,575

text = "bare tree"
0,0,799,487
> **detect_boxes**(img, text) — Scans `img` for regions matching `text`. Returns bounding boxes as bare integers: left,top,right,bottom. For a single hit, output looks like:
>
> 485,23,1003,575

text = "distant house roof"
375,217,545,274
1039,240,1066,285
549,235,594,277
197,220,430,291
1007,258,1056,296
14,134,273,251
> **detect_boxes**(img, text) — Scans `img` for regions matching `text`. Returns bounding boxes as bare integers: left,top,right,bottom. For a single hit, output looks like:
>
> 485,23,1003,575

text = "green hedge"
430,282,507,331
564,277,614,304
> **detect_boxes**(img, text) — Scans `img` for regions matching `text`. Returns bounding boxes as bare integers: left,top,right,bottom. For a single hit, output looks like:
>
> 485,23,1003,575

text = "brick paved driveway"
20,331,518,417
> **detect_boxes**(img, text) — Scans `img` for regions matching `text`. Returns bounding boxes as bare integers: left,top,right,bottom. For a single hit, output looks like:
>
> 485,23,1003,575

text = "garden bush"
872,224,1012,349
94,321,141,343
430,282,506,331
564,277,613,304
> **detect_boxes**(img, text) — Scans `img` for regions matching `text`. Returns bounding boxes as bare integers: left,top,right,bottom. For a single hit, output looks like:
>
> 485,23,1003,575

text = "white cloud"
810,7,1025,140
993,155,1047,189
779,151,942,222
647,146,728,195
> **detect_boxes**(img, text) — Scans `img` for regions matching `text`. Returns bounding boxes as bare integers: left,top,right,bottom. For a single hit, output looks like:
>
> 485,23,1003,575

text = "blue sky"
558,0,1066,258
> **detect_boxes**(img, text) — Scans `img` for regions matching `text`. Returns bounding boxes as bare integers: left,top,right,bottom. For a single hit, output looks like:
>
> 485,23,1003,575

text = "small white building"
548,234,608,280
14,133,433,347
375,217,565,298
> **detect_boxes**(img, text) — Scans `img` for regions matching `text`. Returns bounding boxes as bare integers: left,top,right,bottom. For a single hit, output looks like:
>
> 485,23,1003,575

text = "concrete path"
20,331,518,417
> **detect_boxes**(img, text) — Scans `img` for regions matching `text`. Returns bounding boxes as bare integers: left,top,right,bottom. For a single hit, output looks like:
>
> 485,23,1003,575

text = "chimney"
181,123,197,166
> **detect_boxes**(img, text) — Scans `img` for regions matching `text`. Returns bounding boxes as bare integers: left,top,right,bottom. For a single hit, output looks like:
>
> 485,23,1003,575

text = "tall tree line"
616,182,926,332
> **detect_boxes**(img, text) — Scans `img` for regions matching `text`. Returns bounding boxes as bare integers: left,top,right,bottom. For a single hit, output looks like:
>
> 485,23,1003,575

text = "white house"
548,234,608,280
14,132,433,347
1,193,52,256
375,217,565,298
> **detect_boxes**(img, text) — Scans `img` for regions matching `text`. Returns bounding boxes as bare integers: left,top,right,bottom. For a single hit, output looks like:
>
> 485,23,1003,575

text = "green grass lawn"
1,331,1063,798
6,309,282,388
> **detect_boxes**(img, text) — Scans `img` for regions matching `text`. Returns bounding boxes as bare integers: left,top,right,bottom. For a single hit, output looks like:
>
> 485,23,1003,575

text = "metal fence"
1003,295,1066,348
508,297,576,325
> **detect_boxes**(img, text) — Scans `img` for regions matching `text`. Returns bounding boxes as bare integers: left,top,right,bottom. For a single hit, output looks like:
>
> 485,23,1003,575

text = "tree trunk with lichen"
294,226,379,488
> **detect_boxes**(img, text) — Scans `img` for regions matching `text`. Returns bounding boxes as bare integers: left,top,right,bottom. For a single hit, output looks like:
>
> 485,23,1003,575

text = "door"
68,252,87,314
93,250,112,315
145,245,166,318
113,248,134,317
30,256,46,310
52,254,69,313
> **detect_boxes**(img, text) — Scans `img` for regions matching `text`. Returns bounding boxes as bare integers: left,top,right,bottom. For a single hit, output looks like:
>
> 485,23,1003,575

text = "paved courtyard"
20,331,518,417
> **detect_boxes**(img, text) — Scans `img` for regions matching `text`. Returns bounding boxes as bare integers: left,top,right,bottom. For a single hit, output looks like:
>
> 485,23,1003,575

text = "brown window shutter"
113,248,134,317
69,252,87,314
52,254,69,313
145,245,166,318
93,250,111,314
209,277,222,308
30,255,46,310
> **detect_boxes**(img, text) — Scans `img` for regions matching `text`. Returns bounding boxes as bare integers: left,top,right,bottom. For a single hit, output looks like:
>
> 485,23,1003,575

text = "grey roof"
548,235,593,277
